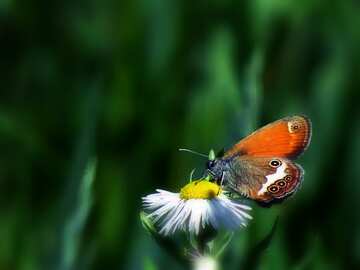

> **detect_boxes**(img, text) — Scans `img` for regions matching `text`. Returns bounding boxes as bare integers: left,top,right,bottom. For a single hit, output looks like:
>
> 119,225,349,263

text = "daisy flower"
142,180,252,236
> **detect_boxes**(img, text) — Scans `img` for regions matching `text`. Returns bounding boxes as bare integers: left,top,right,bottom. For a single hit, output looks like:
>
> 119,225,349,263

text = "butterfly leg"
189,169,196,181
207,169,215,177
220,172,225,186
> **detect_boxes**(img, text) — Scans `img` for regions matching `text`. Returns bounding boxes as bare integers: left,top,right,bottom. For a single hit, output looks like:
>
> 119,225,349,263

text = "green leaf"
212,232,234,258
139,212,190,268
196,226,218,254
140,212,157,235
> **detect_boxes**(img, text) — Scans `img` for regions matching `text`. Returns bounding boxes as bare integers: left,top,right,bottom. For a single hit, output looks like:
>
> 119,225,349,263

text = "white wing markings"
257,163,287,195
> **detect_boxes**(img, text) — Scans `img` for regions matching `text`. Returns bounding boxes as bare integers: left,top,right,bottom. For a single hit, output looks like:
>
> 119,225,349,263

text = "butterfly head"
206,159,216,171
206,149,228,181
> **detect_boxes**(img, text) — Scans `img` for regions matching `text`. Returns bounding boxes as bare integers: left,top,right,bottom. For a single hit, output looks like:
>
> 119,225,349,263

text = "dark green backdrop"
0,0,359,269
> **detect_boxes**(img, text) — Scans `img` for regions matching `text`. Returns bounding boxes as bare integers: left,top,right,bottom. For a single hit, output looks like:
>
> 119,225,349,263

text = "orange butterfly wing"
224,115,312,159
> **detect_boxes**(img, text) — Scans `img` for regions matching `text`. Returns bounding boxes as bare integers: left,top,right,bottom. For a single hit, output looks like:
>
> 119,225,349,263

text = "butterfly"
206,115,312,205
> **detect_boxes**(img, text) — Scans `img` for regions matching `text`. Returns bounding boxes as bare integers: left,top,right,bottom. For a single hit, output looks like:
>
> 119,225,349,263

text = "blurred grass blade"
240,48,264,134
60,159,96,270
47,86,100,270
143,256,158,270
240,217,279,270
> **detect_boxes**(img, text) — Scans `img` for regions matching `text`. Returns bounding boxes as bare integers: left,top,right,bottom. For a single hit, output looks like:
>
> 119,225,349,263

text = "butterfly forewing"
224,116,311,159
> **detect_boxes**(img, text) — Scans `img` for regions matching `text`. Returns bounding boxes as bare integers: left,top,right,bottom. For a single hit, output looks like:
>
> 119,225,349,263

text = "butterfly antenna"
178,148,208,158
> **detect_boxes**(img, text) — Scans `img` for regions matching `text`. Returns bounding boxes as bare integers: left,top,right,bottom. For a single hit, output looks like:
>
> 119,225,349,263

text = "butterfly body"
207,116,311,204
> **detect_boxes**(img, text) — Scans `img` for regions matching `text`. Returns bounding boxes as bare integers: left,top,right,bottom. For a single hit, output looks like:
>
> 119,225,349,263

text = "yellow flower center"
180,180,221,200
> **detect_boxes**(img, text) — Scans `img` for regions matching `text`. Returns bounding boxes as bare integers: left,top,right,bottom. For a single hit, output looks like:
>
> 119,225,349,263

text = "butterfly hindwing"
225,156,304,203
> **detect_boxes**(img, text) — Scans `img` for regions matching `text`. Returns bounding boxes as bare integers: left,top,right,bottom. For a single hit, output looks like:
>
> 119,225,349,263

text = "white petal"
142,190,252,235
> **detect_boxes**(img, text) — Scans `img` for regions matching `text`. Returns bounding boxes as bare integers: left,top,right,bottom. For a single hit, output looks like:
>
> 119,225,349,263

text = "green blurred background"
1,0,360,269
